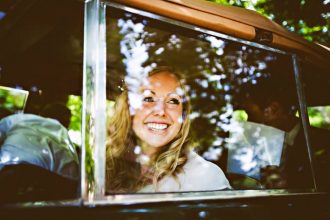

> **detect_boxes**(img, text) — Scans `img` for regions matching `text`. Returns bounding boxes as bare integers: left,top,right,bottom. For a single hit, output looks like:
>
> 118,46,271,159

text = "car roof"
113,0,330,69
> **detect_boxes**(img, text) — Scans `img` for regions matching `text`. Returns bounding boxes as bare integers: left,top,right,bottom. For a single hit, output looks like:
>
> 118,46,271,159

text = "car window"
0,0,83,203
101,4,315,195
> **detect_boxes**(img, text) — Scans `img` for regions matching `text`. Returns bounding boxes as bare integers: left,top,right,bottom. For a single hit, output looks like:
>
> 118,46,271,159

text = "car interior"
0,0,329,204
0,0,84,202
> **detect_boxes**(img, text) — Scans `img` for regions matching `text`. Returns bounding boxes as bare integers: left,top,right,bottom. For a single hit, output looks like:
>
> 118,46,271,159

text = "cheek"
169,107,183,125
132,109,145,129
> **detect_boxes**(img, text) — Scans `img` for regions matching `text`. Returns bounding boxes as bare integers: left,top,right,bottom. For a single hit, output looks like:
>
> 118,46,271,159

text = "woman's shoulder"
141,151,231,192
185,151,217,169
180,151,231,190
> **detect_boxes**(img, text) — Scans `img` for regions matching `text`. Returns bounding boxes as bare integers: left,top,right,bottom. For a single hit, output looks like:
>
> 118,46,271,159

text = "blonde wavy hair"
106,68,191,193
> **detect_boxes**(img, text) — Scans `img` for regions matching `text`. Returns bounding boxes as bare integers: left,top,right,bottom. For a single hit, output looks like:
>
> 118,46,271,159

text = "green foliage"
308,106,330,130
209,0,230,5
208,0,254,7
0,87,27,113
66,95,95,188
233,110,248,121
85,115,95,190
66,95,82,132
206,0,330,46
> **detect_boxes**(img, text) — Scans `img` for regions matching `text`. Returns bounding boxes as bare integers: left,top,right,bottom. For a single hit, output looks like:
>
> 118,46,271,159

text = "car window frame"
82,0,322,205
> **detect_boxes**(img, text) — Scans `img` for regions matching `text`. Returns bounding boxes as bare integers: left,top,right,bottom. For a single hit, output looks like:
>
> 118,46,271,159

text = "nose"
152,99,166,116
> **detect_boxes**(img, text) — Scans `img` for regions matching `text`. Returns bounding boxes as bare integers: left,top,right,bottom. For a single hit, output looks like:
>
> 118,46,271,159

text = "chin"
145,140,169,149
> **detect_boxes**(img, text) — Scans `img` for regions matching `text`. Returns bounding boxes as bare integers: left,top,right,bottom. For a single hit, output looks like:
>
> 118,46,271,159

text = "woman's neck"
138,141,161,159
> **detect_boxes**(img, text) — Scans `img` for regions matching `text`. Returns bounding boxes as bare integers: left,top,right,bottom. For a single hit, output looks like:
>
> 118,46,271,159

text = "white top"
139,151,231,192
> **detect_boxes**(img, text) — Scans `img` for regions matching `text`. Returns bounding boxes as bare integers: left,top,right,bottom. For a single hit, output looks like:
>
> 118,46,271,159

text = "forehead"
146,71,181,91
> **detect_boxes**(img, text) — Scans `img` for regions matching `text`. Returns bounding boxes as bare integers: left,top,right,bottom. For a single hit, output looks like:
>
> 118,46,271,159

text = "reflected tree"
207,0,330,46
106,10,286,164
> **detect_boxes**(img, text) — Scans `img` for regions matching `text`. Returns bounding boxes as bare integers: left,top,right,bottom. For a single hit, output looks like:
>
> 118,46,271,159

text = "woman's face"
132,71,183,156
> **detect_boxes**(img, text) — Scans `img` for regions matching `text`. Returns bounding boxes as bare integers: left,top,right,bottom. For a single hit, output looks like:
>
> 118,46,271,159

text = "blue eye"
143,96,154,102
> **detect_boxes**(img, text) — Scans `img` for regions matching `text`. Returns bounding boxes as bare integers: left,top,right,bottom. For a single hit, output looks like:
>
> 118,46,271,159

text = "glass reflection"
106,7,313,192
106,68,231,193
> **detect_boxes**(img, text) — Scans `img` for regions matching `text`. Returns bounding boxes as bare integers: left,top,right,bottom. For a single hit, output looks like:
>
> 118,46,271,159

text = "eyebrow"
143,89,156,95
143,89,182,98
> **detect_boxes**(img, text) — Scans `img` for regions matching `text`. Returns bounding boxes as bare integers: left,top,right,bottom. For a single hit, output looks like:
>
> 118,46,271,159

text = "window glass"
0,0,83,202
302,62,330,191
105,6,314,193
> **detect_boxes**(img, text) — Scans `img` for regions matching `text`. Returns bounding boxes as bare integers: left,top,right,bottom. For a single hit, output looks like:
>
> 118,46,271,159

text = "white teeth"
147,123,168,130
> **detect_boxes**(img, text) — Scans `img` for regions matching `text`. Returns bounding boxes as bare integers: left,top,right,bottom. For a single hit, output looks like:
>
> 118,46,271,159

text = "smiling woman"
132,70,184,156
106,68,231,193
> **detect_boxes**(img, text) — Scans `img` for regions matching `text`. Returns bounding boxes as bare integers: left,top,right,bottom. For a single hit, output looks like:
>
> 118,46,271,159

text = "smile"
146,123,169,130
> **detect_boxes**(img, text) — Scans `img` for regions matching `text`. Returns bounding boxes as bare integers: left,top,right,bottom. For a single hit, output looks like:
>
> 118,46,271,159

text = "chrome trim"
93,1,107,201
82,0,107,202
85,189,322,206
104,1,286,54
0,199,82,208
81,0,89,203
292,54,318,191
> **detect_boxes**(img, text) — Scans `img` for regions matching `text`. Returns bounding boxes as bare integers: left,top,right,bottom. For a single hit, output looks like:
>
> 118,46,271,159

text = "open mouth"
146,123,169,131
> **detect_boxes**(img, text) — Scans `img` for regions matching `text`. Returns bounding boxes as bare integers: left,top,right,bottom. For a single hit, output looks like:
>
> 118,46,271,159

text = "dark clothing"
282,125,330,190
309,126,330,191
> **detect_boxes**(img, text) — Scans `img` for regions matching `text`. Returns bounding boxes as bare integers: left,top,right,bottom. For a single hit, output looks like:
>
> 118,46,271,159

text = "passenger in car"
241,80,330,189
0,113,79,180
39,103,72,128
241,92,303,189
0,108,12,119
106,67,231,193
